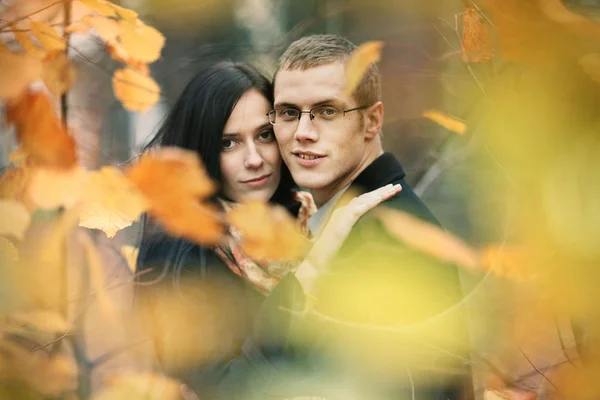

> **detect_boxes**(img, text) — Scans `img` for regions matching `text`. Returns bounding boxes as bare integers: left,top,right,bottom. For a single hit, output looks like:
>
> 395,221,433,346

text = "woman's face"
220,89,281,202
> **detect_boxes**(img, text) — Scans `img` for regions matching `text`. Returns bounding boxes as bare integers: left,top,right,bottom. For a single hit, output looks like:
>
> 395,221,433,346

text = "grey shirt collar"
308,185,351,237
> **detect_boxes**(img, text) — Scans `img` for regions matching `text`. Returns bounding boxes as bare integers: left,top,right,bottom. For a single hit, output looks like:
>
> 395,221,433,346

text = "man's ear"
364,101,383,140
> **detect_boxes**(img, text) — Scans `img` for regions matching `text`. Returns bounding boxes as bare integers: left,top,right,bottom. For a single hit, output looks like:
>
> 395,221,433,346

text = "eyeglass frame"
266,104,371,126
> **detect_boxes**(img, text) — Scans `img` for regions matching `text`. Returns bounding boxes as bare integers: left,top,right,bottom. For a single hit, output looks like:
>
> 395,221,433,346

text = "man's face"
273,62,369,204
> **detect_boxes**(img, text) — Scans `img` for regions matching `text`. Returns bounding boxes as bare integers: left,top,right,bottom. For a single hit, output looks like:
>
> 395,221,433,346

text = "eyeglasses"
266,105,369,128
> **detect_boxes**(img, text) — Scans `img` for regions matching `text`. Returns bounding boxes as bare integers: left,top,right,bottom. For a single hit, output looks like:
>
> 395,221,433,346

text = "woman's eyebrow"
222,133,239,138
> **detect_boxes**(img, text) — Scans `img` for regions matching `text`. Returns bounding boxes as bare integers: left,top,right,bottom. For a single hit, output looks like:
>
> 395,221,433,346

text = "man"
200,35,471,400
265,34,471,400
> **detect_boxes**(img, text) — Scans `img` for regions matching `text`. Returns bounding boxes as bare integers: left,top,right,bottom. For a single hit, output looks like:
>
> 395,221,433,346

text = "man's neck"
312,146,383,207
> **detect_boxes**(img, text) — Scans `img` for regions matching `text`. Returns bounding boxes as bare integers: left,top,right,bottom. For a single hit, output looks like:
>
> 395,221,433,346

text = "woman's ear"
364,101,384,140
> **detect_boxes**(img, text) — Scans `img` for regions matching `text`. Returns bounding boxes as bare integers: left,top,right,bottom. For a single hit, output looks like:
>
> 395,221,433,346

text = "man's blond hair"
278,34,381,107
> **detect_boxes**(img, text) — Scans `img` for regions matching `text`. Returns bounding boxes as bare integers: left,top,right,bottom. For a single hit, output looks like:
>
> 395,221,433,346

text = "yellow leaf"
77,0,117,17
120,245,139,274
9,310,69,333
422,110,467,135
0,200,31,240
227,201,308,261
83,14,122,42
8,147,28,166
29,21,66,52
84,166,149,221
42,50,75,97
579,53,600,84
343,41,384,99
107,2,138,22
112,67,160,112
118,20,165,63
11,24,46,57
78,165,149,238
29,166,88,210
78,202,134,238
375,207,479,270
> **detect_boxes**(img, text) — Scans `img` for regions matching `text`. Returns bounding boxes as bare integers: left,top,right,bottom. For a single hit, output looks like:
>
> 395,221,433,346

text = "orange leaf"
227,201,308,261
42,50,75,97
343,41,384,99
422,110,467,135
71,14,122,42
77,0,117,17
462,7,494,63
0,165,34,209
112,67,160,112
125,147,223,245
29,20,66,52
478,244,537,281
375,207,479,270
0,52,42,100
118,19,165,63
0,200,31,240
5,91,77,168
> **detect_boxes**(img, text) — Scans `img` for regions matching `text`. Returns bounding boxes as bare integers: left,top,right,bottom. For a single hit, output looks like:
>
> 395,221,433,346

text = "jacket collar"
352,152,406,192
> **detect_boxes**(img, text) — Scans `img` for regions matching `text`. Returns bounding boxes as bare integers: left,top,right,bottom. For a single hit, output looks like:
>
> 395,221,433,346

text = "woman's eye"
258,130,274,141
221,139,236,150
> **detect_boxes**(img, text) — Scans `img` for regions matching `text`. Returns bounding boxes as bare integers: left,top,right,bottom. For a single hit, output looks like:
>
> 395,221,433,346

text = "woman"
134,61,400,397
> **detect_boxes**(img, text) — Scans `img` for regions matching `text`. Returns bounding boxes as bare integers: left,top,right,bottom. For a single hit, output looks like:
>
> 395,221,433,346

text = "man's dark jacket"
200,153,473,400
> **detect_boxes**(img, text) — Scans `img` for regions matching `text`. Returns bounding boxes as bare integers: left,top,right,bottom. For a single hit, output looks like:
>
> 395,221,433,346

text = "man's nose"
293,113,319,142
244,144,264,169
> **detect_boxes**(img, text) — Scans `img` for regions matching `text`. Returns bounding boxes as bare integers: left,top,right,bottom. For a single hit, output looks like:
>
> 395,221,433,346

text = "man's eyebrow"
274,98,342,108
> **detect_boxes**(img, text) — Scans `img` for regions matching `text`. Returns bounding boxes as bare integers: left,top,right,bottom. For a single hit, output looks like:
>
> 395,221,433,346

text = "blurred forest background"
2,0,600,398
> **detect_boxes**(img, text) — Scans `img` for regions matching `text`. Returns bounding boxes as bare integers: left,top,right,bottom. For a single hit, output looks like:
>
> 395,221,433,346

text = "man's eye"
319,107,339,118
278,109,299,119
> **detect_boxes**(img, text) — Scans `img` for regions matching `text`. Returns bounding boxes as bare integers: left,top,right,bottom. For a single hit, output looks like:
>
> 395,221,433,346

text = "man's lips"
292,151,326,160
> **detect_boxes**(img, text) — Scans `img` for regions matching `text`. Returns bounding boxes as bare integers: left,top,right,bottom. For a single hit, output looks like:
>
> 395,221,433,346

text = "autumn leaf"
227,201,308,261
11,24,46,57
28,165,88,210
0,51,42,100
29,20,66,52
118,19,165,64
78,166,149,237
0,0,64,27
0,200,31,240
107,2,138,22
479,244,537,281
5,91,77,168
375,207,479,270
67,14,122,42
94,373,181,400
112,67,160,112
121,245,139,274
0,165,34,210
343,41,384,99
77,0,118,17
462,7,494,63
422,110,467,135
42,50,75,97
125,147,223,245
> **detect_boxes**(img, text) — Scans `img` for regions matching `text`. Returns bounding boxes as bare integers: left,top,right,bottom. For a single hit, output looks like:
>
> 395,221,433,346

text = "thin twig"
0,0,71,32
517,346,565,398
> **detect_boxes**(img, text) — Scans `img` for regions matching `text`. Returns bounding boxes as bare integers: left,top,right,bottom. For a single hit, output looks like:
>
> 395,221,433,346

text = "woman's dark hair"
144,61,295,203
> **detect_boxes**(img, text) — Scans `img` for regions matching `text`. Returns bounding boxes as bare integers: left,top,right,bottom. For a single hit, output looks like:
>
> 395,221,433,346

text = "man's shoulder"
378,179,440,227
